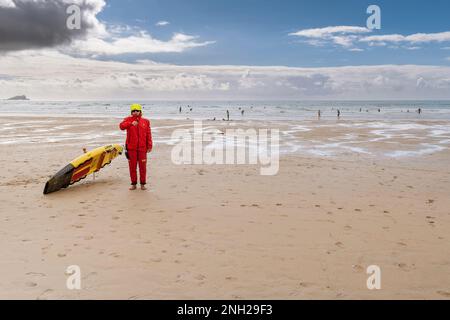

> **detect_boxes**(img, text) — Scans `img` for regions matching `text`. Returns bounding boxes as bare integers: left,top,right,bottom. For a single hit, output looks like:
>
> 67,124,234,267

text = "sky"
1,0,450,100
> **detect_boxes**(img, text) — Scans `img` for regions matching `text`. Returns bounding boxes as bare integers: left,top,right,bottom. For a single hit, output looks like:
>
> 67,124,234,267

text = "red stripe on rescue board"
71,167,91,182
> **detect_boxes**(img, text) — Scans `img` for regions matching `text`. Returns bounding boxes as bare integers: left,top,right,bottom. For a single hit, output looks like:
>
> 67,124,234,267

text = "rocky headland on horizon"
6,95,30,101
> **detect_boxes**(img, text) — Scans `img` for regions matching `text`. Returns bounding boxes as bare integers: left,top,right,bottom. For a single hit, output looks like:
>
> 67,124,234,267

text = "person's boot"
140,184,147,191
129,185,137,191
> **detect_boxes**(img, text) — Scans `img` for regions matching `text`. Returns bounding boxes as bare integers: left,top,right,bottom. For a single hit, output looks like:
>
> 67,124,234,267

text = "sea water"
1,100,450,121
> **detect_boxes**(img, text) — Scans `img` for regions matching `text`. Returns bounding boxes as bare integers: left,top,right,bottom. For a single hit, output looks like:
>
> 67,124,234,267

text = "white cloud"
156,21,170,27
290,26,450,51
70,32,215,56
289,26,370,50
360,31,450,45
2,50,450,100
289,26,371,38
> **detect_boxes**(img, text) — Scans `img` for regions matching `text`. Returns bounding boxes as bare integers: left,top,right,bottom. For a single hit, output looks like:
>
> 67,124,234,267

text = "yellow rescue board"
44,144,123,194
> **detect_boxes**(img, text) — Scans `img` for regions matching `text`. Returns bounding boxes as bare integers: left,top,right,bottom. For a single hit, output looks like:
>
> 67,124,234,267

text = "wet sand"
0,116,449,299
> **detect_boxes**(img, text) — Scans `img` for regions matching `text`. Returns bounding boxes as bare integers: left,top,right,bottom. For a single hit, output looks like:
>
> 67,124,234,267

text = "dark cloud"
0,0,102,51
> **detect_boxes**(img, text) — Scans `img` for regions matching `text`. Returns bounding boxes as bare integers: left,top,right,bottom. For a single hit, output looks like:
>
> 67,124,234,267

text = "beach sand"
0,116,449,299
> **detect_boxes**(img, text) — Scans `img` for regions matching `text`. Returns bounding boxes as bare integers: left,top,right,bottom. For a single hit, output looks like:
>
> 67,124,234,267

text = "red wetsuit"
119,114,153,185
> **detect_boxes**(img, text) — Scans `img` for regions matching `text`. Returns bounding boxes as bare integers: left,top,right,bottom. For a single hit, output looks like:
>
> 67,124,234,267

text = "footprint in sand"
37,289,54,300
427,199,435,204
352,265,364,273
437,291,450,298
194,274,206,281
397,263,413,272
335,242,344,248
25,281,38,287
426,216,436,226
298,282,314,288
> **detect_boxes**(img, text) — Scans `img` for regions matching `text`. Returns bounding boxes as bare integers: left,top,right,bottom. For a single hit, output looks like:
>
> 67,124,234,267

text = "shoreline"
1,116,449,160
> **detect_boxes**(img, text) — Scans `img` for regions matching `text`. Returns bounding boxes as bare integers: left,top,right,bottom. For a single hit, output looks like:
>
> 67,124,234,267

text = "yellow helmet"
130,103,142,112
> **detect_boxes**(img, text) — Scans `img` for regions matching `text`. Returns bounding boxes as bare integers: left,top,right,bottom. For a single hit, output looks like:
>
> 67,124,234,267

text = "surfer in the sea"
119,104,153,191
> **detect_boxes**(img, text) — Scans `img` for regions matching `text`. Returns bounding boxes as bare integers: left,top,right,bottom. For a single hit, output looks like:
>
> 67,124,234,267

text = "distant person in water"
318,110,321,119
241,109,245,116
179,106,182,113
227,110,230,121
418,108,422,114
119,104,153,191
337,109,341,118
